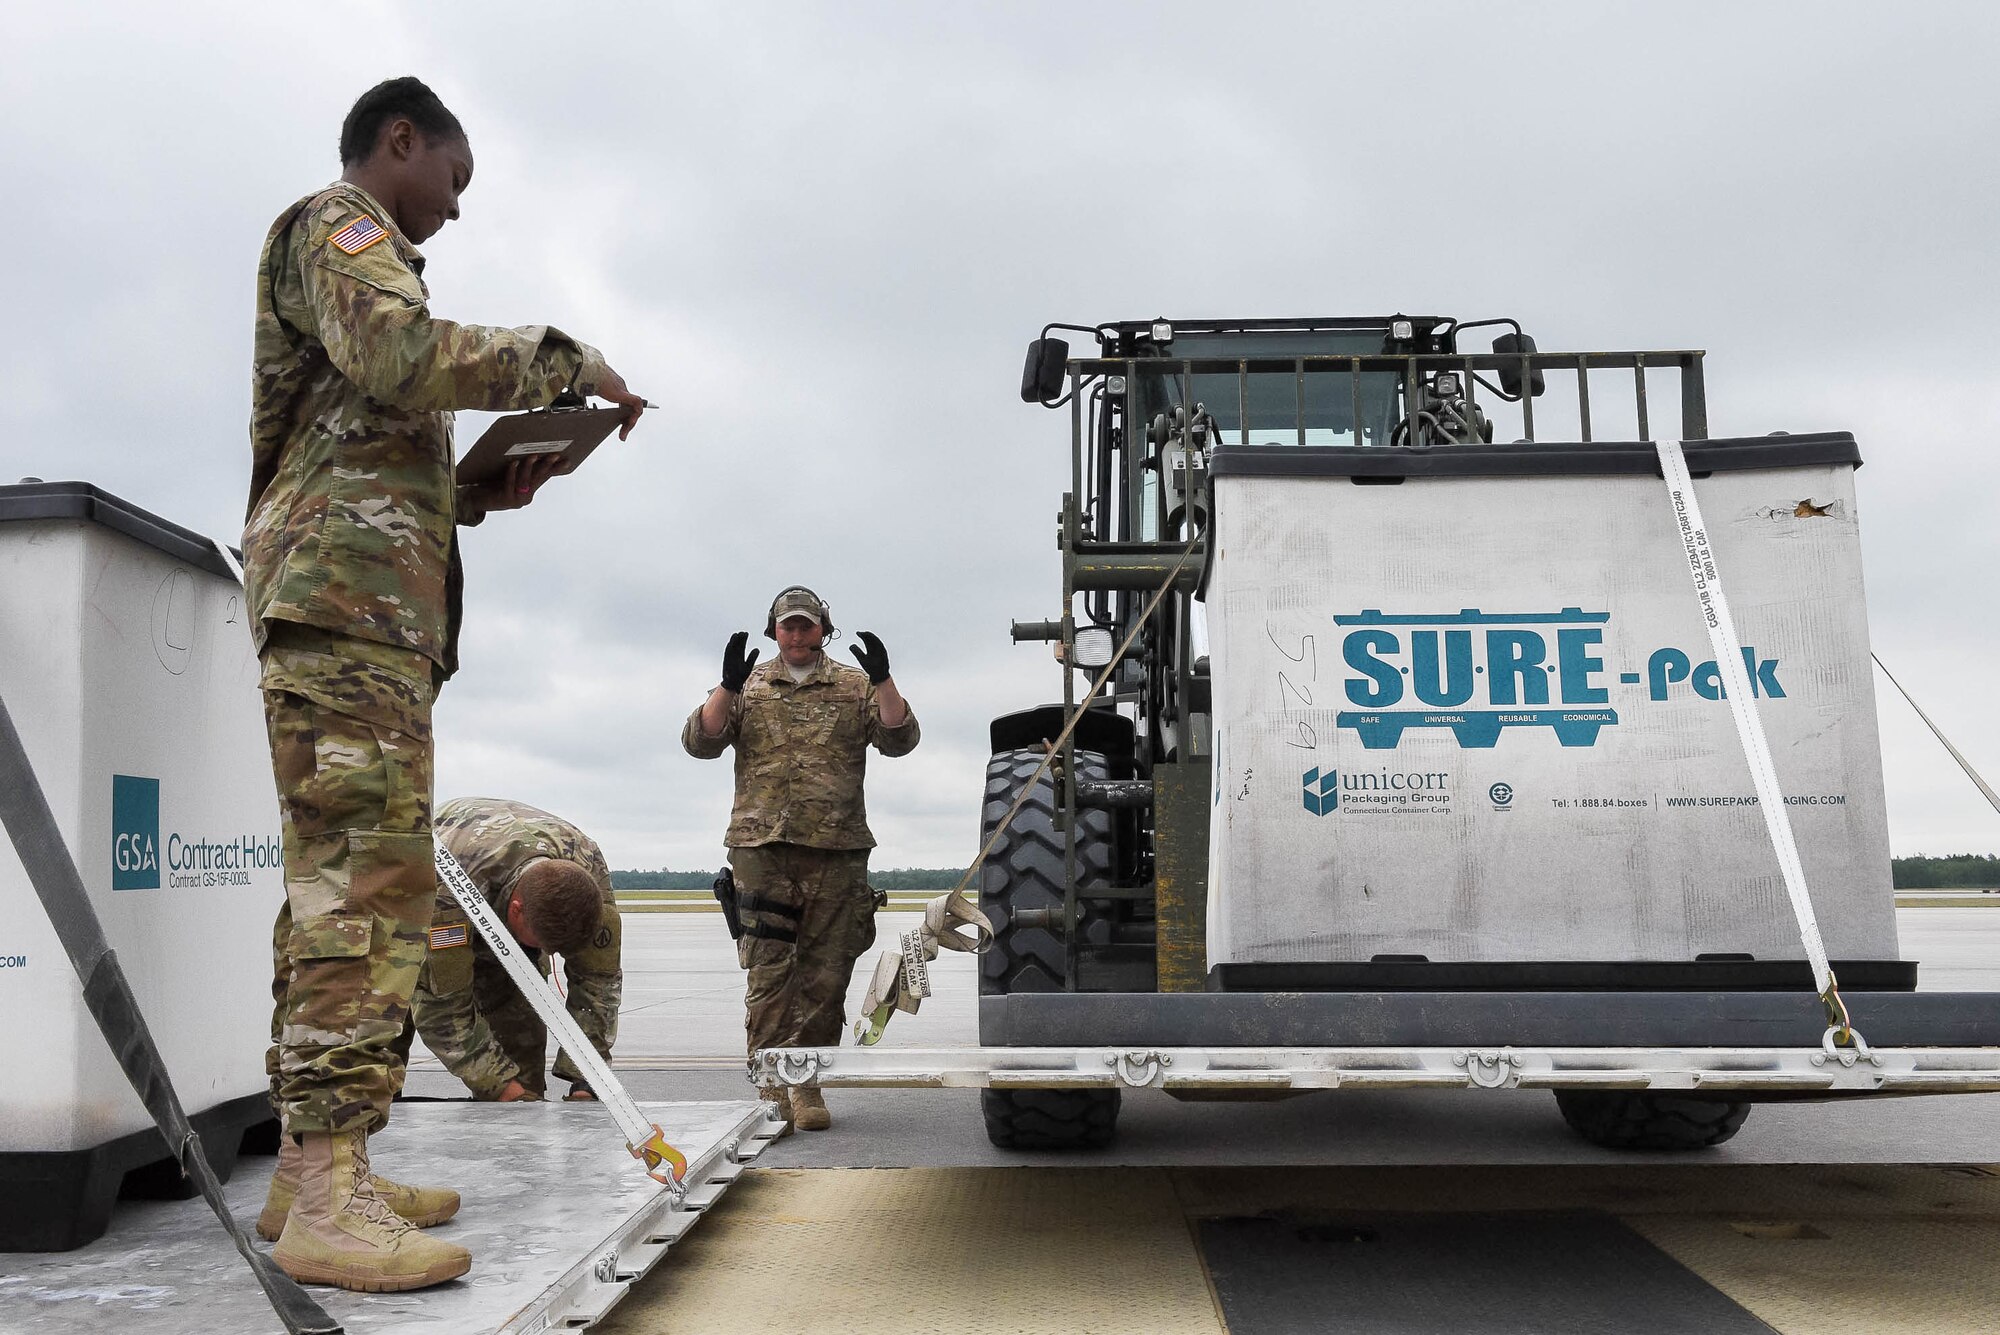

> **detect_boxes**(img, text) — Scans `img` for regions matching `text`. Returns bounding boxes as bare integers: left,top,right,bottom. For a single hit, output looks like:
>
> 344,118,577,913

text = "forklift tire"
1553,1090,1751,1151
981,1088,1121,1150
977,747,1122,1149
977,747,1114,996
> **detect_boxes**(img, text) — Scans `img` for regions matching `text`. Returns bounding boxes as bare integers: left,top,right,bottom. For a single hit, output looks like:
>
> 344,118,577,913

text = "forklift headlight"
1434,372,1460,397
1150,320,1174,344
1390,319,1414,341
1073,627,1115,670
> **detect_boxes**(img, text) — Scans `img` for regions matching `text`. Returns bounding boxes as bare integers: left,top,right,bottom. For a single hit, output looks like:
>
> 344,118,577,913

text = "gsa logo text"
112,775,161,891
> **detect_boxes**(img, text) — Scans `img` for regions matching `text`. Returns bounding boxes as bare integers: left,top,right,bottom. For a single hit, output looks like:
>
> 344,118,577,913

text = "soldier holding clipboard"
243,75,646,1294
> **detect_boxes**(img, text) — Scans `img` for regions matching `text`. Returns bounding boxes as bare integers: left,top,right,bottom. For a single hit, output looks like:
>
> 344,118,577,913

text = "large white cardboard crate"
1203,437,1899,968
0,484,279,1164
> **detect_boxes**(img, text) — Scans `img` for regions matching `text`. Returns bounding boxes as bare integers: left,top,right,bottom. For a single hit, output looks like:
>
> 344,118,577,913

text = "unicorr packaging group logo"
1302,767,1339,816
112,774,161,890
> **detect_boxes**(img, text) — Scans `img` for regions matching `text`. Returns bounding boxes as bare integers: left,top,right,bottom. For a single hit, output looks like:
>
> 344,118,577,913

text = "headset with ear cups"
763,585,837,641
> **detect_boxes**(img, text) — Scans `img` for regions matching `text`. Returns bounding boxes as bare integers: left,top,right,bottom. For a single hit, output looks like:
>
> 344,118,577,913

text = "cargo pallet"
0,1100,783,1334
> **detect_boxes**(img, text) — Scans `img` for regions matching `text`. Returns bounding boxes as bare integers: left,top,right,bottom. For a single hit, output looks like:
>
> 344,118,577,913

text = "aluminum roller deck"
0,1099,780,1334
752,1043,2000,1096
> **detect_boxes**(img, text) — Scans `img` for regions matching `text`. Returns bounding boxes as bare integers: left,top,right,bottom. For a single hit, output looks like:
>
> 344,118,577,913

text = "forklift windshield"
1137,329,1401,447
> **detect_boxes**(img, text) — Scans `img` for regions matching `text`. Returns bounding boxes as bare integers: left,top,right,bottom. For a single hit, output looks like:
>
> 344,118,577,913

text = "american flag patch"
429,922,469,949
329,215,389,255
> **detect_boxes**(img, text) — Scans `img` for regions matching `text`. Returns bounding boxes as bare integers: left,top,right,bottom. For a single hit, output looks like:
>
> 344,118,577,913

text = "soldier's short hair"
514,859,603,956
340,77,466,167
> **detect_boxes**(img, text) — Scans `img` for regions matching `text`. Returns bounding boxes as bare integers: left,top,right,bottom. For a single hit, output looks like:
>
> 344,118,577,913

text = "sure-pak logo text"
1333,609,1784,750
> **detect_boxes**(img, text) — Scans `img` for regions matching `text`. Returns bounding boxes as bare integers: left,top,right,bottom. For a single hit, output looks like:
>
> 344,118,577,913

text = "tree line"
618,857,1997,891
613,867,968,891
1892,854,2000,889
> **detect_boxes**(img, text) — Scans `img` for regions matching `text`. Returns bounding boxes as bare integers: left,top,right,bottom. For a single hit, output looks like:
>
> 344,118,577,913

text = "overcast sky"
6,1,1998,869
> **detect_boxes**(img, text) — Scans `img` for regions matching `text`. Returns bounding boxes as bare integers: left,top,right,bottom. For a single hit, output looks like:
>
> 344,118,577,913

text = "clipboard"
454,406,626,487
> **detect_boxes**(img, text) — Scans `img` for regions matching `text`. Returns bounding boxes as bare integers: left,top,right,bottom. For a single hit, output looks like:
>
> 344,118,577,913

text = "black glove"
849,630,891,684
720,630,759,692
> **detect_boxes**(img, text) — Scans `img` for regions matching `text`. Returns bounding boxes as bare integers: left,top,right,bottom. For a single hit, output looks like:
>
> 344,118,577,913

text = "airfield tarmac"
391,905,2000,1333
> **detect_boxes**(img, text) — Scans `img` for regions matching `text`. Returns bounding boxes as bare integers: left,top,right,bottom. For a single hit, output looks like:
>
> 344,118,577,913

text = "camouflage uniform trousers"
730,843,875,1055
261,623,438,1136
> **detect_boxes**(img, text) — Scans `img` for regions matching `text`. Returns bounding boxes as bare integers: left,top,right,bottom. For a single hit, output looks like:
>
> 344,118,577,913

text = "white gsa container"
1203,435,1899,969
0,482,279,1247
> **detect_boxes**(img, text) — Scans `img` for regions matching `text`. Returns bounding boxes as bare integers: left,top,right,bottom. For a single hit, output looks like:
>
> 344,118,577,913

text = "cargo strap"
1874,654,2000,816
854,529,1205,1044
0,692,342,1335
1655,440,1859,1048
853,890,994,1043
433,847,690,1191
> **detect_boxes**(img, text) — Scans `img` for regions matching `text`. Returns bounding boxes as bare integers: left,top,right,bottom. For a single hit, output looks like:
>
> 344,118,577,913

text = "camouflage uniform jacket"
243,181,609,678
681,654,919,849
416,797,622,1097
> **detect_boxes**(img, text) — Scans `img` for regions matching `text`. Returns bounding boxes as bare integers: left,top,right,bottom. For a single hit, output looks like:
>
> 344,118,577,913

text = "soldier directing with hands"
246,76,645,1293
683,588,918,1133
397,798,624,1105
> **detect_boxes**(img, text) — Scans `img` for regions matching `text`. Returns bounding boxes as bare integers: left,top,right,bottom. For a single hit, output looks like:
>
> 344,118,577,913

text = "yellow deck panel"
597,1167,1225,1335
603,1163,2000,1333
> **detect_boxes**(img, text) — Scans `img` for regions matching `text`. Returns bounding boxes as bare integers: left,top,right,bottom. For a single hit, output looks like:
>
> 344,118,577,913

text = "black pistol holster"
712,866,743,940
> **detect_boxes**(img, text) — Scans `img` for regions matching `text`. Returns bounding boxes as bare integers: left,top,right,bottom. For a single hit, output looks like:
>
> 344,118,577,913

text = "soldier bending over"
400,797,622,1103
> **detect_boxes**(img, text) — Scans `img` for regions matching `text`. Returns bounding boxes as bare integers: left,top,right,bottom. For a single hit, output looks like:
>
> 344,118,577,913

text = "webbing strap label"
899,926,931,1000
1655,439,1834,995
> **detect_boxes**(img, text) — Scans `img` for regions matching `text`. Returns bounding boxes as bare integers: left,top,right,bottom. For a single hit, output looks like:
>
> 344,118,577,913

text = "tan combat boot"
272,1129,472,1292
759,1086,794,1138
257,1134,461,1241
790,1087,830,1132
367,1170,462,1230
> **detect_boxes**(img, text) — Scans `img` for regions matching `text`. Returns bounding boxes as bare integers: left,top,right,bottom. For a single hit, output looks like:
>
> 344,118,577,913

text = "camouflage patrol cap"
765,586,835,639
